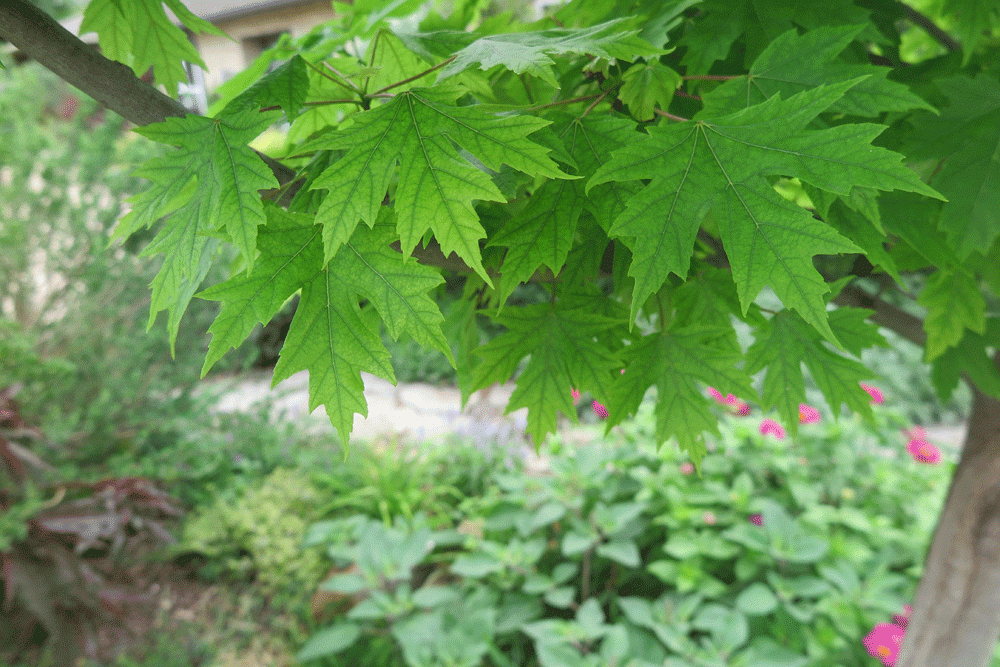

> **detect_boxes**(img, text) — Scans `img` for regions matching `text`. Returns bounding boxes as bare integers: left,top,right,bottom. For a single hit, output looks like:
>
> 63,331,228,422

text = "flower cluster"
707,387,750,415
864,605,912,665
904,426,941,464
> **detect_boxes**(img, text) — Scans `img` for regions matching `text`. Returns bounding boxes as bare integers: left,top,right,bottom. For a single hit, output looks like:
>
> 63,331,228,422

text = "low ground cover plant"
299,394,952,667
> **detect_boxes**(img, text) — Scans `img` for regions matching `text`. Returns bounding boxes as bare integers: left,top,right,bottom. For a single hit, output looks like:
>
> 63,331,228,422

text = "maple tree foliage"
65,0,1000,468
5,0,1000,664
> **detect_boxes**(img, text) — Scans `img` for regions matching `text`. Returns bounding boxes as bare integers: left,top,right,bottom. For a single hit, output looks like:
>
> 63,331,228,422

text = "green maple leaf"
199,207,452,441
589,79,942,343
678,0,875,73
931,319,1000,401
436,19,666,87
310,89,570,279
116,110,280,346
489,178,584,306
699,26,935,118
918,270,986,361
608,327,757,464
197,205,324,375
553,114,642,233
909,75,1000,258
746,310,875,436
619,61,682,121
470,305,623,444
81,0,227,97
223,55,310,121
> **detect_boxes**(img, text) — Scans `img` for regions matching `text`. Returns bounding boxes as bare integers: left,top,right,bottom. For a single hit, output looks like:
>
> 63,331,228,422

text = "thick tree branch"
833,283,927,347
0,0,296,188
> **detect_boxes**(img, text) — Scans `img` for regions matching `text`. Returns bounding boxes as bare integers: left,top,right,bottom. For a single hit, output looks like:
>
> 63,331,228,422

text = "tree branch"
0,0,297,190
832,283,927,348
898,2,961,52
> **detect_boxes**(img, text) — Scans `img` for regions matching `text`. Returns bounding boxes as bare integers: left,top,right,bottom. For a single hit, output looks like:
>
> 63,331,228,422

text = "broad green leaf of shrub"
436,18,667,86
692,604,749,653
735,583,779,616
596,540,641,567
296,623,361,661
589,78,943,342
310,89,570,275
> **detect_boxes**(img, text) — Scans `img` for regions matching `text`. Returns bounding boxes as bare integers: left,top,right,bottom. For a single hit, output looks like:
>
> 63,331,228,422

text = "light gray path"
193,369,968,454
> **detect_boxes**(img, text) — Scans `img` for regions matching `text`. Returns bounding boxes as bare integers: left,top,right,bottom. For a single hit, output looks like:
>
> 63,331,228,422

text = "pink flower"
571,388,580,402
679,462,694,475
760,419,785,440
907,439,940,464
861,382,884,404
620,368,626,374
707,387,725,402
892,605,913,629
592,400,608,419
736,402,750,416
749,513,763,526
707,387,750,415
702,511,717,525
903,426,926,441
798,403,820,423
863,622,905,666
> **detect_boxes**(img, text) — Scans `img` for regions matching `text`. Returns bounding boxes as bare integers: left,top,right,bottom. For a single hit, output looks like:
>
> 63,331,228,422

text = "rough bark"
896,350,1000,667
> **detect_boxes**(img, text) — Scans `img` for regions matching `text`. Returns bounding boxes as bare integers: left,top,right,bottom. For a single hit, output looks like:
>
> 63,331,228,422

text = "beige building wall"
192,1,338,91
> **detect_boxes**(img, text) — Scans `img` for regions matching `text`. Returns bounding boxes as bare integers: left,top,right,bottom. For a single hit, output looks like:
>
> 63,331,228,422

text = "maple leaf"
698,26,935,118
470,305,623,444
436,18,666,87
618,61,682,121
589,79,942,343
918,270,986,361
607,327,757,465
931,319,1000,402
310,89,570,279
113,110,280,348
746,310,875,435
196,205,324,375
909,75,1000,258
199,206,452,442
81,0,227,97
677,0,876,73
222,55,310,121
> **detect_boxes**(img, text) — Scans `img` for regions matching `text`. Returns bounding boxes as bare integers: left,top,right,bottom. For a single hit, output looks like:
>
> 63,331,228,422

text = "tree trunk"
897,353,1000,666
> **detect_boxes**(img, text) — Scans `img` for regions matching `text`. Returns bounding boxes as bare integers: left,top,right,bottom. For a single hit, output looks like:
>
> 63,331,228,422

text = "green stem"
654,108,688,122
371,56,458,95
580,90,609,117
306,59,362,96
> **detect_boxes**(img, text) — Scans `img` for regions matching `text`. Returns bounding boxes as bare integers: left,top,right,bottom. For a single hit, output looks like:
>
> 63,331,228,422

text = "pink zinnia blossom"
571,388,580,402
620,368,626,374
702,511,717,525
907,439,940,464
679,462,695,475
749,513,764,526
863,622,905,666
735,401,750,416
760,419,785,440
798,404,820,423
903,426,926,441
861,382,884,404
707,387,724,402
892,605,913,629
592,400,608,419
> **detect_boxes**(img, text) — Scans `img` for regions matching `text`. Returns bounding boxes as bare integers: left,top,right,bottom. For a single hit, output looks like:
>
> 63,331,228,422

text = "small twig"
674,89,702,101
899,2,961,52
581,90,609,117
653,108,688,122
372,56,458,95
527,93,603,111
309,60,362,95
684,74,740,80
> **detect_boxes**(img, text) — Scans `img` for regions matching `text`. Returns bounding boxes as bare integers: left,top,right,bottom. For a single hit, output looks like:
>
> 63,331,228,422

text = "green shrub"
298,401,950,667
178,467,329,599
